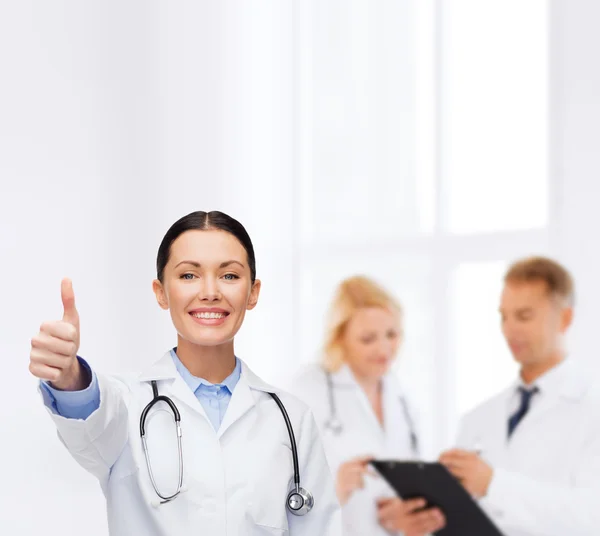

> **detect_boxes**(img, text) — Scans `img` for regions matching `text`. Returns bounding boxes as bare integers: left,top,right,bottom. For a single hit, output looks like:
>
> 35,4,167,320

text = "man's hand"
377,497,445,535
439,449,493,498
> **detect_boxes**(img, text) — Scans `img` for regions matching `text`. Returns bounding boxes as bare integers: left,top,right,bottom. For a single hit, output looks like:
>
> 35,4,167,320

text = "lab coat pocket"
109,441,140,482
248,443,292,534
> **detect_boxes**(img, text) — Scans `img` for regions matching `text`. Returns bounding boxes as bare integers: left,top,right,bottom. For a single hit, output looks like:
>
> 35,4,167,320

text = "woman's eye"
181,273,195,280
223,273,240,281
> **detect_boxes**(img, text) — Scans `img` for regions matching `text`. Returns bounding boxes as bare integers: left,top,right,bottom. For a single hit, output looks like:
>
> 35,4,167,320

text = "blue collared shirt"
40,351,242,431
170,349,241,430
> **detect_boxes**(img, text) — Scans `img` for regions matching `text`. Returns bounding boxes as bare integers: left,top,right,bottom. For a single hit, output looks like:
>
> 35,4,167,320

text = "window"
294,0,550,452
441,0,549,234
299,0,434,246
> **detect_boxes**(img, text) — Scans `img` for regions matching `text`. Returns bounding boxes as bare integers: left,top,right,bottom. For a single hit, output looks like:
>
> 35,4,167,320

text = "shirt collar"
327,363,400,393
515,358,572,396
170,348,242,395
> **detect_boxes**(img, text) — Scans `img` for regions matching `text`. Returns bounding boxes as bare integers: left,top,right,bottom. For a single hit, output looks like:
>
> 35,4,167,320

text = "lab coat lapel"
168,374,208,418
137,351,209,422
334,366,384,440
217,360,284,439
217,361,280,439
492,389,512,460
521,392,561,430
217,372,255,439
472,387,512,465
382,374,412,457
521,360,588,428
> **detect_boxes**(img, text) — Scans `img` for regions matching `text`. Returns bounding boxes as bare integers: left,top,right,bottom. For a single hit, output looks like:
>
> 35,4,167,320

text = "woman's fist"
29,278,86,391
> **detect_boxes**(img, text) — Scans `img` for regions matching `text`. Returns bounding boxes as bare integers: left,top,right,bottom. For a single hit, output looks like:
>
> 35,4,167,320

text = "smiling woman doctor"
29,210,341,536
289,277,445,536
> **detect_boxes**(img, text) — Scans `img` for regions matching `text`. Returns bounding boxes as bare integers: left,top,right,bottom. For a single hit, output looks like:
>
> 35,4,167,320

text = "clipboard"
370,460,505,536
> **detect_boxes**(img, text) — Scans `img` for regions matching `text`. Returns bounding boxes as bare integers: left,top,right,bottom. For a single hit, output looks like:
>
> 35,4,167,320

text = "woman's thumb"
61,278,79,327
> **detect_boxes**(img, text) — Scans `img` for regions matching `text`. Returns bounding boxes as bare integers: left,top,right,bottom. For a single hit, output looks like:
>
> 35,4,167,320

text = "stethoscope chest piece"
287,487,314,516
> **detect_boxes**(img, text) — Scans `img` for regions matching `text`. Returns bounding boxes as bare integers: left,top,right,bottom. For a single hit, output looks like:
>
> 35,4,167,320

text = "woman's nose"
198,277,221,301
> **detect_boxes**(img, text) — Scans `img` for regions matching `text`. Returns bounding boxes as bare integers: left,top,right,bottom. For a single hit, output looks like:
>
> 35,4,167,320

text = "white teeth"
191,312,225,319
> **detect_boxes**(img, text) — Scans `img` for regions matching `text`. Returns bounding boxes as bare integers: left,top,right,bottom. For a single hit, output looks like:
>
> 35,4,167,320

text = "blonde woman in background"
289,276,445,536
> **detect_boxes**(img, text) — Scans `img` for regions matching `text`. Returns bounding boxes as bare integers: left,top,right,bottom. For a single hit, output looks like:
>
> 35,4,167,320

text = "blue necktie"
508,386,539,439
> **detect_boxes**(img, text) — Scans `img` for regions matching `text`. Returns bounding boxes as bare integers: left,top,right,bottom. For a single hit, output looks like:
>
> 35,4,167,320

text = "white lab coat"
41,352,342,536
456,358,600,536
288,364,419,536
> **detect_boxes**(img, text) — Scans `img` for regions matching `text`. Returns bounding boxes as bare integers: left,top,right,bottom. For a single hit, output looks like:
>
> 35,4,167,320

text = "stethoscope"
139,380,314,516
323,370,420,456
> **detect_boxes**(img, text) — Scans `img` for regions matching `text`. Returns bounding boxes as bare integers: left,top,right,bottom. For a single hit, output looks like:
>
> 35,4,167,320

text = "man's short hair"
504,256,575,306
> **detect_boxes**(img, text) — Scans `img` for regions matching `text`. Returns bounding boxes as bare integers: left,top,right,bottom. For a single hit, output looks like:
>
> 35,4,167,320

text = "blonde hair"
505,256,575,306
322,275,403,372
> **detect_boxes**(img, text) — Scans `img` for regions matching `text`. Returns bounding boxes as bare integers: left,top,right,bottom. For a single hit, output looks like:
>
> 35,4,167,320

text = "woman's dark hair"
156,211,256,283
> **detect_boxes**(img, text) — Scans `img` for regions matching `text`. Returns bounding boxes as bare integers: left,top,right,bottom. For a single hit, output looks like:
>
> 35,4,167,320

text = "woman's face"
152,229,261,348
341,307,401,381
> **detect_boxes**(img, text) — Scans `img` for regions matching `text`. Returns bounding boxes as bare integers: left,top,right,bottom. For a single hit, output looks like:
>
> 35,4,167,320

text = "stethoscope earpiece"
287,487,314,516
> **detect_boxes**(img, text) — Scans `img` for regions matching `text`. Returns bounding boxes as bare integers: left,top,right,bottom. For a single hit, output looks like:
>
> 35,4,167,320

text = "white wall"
0,3,159,533
550,0,600,372
0,2,295,534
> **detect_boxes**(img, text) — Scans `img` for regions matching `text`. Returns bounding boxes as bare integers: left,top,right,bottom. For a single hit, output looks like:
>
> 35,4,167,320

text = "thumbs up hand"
29,278,87,391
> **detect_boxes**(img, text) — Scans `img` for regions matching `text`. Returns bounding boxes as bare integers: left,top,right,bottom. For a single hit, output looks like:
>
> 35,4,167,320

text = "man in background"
440,256,600,536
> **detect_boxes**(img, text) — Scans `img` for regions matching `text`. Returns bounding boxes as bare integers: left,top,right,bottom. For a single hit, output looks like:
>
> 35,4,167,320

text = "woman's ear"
152,279,169,310
246,279,262,310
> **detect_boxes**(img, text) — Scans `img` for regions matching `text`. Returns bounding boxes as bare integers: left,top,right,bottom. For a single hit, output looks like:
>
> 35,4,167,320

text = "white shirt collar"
138,350,280,394
328,362,401,396
513,357,588,400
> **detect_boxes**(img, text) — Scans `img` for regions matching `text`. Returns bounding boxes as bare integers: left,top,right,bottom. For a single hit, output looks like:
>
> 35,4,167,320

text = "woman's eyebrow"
175,260,201,268
220,260,245,269
174,260,245,269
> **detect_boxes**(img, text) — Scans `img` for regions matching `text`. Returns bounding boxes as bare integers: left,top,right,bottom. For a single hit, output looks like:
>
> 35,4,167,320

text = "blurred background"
2,1,600,534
